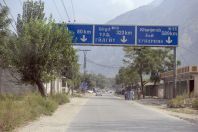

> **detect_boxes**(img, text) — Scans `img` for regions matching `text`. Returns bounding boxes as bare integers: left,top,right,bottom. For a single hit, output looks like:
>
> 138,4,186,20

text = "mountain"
108,0,198,67
81,0,198,77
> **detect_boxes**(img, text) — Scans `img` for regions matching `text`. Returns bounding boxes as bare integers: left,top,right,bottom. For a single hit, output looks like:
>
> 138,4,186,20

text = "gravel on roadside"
135,99,198,124
14,97,89,132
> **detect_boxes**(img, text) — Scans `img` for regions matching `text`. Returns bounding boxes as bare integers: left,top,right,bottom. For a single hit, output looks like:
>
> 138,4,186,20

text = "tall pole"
78,49,91,77
83,51,87,76
173,47,177,98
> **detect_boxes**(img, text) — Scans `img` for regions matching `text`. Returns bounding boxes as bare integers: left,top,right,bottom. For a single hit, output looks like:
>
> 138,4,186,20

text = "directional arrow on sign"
121,36,128,43
80,35,88,42
166,36,173,44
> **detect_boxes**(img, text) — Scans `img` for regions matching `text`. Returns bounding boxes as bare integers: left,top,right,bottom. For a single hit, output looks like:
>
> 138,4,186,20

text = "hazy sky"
2,0,155,24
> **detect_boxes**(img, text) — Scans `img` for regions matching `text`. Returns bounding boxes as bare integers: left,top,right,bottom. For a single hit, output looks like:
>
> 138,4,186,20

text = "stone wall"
0,68,36,95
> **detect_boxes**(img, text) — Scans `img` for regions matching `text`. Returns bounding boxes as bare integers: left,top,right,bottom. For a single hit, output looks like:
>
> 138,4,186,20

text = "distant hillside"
108,0,198,66
80,0,198,77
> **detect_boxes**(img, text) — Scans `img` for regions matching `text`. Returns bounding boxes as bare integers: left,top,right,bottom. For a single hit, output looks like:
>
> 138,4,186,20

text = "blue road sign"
137,26,178,46
67,24,93,44
94,25,135,45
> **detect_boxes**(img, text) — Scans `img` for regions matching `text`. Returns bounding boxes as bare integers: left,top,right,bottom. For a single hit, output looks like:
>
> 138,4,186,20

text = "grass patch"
192,99,198,110
167,95,198,110
0,93,69,132
167,96,185,108
72,93,83,98
51,94,70,105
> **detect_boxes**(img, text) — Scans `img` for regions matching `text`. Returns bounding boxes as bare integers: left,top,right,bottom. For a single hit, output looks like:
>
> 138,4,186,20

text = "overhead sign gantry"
66,24,178,47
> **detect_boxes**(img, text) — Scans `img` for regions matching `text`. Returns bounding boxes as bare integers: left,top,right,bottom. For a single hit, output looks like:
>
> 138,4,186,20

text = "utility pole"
173,47,177,98
78,49,91,77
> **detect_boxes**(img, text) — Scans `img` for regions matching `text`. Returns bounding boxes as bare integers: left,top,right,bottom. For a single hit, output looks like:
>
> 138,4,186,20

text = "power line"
87,58,122,69
52,0,63,21
178,51,188,65
177,46,198,66
0,2,17,33
2,0,17,25
70,0,76,22
61,0,71,23
180,46,198,57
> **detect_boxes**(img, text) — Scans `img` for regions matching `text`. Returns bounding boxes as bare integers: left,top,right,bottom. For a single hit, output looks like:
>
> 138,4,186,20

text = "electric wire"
87,58,122,69
0,2,17,33
2,0,17,25
178,51,188,66
70,0,76,22
179,46,198,57
61,0,71,22
52,0,63,22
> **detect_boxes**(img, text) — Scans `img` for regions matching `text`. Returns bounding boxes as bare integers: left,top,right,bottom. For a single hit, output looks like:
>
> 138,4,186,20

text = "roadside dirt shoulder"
14,97,89,132
134,100,198,124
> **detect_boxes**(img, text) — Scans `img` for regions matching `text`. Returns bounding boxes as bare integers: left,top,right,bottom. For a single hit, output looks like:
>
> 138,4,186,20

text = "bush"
167,96,185,108
0,93,69,131
72,93,82,98
24,94,58,116
192,99,198,110
0,97,27,131
51,94,70,105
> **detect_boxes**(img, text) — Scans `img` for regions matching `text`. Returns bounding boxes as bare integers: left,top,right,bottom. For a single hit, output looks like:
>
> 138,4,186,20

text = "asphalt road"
67,95,198,132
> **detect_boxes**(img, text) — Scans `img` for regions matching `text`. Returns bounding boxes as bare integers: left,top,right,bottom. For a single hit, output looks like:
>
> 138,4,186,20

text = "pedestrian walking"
131,90,135,100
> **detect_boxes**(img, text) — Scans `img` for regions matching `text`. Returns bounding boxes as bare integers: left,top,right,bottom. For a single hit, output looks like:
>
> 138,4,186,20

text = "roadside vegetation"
115,47,180,99
0,93,70,131
167,95,198,111
82,73,115,90
0,1,80,97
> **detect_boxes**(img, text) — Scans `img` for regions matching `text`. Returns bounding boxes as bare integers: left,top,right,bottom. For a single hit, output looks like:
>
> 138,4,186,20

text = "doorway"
189,80,194,93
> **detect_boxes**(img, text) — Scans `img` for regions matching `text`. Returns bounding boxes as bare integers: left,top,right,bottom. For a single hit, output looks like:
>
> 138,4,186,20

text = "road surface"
67,95,198,132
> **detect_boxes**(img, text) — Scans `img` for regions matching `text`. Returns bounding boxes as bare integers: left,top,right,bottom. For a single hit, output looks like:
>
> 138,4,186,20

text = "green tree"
0,4,12,94
83,74,96,90
81,73,111,90
63,62,81,95
123,47,152,98
17,0,45,35
149,48,181,90
123,47,180,99
0,4,11,66
0,0,79,97
116,66,139,88
6,19,75,97
95,74,106,89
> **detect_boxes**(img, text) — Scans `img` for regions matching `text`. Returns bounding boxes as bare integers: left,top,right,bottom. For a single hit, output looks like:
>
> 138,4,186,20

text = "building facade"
160,66,198,99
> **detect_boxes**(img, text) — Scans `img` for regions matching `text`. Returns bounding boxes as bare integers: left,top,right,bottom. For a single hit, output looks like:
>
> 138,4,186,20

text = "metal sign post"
173,47,177,98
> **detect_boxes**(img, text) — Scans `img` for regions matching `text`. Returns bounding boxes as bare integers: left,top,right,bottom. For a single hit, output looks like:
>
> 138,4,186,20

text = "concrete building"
144,82,164,98
160,66,198,99
44,78,69,95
